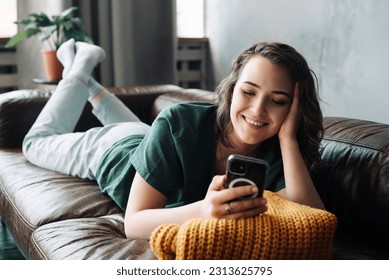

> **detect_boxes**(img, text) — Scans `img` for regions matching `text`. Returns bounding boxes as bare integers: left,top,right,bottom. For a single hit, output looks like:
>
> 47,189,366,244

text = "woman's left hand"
278,83,302,142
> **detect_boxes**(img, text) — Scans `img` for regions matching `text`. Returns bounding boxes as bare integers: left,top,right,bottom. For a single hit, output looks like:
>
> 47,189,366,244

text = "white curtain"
77,0,177,87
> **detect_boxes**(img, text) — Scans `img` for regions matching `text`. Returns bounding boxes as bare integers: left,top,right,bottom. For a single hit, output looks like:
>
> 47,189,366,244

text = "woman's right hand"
201,175,268,219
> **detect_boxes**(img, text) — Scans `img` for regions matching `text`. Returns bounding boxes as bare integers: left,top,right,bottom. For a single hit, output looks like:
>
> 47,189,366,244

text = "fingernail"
252,186,258,193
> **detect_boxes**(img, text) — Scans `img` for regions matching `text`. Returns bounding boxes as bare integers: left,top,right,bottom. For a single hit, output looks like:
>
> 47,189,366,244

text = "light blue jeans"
22,78,150,180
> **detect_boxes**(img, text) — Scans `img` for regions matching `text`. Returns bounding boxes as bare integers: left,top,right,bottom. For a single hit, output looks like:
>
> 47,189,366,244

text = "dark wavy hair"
214,42,323,167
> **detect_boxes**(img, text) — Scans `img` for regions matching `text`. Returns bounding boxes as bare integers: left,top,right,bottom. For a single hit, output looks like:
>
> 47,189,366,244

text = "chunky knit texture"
150,191,337,260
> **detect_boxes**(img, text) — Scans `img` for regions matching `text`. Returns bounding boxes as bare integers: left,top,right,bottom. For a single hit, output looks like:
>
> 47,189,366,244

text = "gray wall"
205,0,389,124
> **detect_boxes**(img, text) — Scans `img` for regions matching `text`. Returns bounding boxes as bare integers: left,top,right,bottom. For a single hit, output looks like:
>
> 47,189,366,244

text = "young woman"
23,40,325,240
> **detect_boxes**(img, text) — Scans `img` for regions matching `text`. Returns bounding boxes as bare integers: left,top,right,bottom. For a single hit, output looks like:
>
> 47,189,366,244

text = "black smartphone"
225,154,269,199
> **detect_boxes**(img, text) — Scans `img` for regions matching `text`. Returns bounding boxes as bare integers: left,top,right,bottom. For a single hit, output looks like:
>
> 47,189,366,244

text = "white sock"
87,78,107,101
56,38,75,79
67,42,106,84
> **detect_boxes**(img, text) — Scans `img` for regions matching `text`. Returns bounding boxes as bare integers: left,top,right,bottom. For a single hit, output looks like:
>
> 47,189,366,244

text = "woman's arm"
124,172,267,240
277,84,325,210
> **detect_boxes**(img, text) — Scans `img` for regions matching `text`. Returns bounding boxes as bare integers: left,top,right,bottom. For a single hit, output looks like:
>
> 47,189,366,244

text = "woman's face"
229,55,294,148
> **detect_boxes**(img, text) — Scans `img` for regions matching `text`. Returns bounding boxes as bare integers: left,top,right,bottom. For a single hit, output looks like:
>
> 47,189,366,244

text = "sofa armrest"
0,89,51,148
151,88,215,121
312,117,389,248
0,84,182,148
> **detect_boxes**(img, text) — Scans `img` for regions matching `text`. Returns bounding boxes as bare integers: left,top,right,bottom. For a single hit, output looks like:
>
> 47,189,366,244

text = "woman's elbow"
124,212,136,239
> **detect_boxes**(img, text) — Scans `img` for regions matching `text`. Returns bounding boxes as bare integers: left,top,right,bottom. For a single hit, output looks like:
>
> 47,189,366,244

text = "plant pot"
41,50,63,81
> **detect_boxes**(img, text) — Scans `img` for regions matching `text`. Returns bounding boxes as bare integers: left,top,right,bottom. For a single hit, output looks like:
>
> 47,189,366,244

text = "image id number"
209,266,272,276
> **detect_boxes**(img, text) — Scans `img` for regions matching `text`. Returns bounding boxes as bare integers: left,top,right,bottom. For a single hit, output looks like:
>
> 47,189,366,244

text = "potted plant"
6,6,93,81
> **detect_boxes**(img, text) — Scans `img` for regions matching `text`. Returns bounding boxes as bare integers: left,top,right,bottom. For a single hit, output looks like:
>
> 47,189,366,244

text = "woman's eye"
271,99,288,105
242,90,255,96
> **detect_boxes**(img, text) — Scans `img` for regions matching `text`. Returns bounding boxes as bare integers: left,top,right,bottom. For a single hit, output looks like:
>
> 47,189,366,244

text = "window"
0,0,17,39
0,0,18,93
176,0,204,38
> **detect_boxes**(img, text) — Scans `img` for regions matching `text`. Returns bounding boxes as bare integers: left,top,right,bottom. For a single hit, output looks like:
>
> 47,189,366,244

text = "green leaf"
25,28,41,38
23,22,39,31
40,26,56,41
30,13,53,27
59,6,78,19
5,30,27,48
15,18,33,25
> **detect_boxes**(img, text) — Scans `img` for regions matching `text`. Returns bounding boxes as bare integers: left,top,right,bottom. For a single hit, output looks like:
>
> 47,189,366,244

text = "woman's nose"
251,96,267,116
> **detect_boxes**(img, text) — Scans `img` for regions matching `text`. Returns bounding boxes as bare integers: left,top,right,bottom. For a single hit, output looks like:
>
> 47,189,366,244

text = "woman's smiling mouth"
243,116,267,127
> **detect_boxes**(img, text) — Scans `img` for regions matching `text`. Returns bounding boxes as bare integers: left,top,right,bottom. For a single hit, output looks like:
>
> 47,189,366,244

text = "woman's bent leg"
22,78,94,178
23,122,150,180
23,78,150,180
25,79,89,136
87,78,141,125
92,93,141,125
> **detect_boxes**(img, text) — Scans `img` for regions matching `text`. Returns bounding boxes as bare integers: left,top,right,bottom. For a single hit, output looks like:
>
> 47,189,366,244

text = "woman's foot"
57,38,75,78
67,42,106,84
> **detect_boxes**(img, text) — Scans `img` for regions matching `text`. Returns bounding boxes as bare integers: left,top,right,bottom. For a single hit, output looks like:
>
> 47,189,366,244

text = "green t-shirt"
96,102,284,210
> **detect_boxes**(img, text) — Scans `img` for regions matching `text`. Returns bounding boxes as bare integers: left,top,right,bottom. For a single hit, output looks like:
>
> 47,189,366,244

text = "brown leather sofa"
0,85,388,259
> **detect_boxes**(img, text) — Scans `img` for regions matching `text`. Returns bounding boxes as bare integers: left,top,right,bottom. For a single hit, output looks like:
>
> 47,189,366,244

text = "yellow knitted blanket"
150,191,337,260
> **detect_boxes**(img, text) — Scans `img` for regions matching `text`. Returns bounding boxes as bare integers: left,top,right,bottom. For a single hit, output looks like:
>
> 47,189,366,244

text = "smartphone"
225,154,269,199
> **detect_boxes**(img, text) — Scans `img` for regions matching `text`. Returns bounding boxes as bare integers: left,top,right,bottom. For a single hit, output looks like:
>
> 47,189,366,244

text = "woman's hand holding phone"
201,163,268,219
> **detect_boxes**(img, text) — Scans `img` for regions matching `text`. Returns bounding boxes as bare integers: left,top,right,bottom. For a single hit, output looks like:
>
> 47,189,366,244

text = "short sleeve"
130,109,184,200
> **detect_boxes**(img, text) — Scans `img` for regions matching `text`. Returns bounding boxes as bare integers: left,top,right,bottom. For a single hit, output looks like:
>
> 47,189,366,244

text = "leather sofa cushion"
0,149,121,256
30,214,156,260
